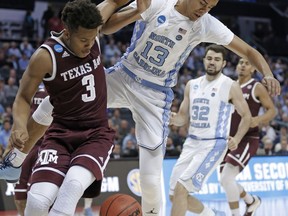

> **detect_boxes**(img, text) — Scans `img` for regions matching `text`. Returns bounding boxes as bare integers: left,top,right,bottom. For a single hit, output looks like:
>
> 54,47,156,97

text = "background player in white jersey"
169,45,251,216
219,58,276,216
0,0,281,215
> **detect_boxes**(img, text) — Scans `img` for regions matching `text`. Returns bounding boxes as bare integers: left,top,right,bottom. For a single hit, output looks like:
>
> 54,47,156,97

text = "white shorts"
106,64,174,150
169,137,227,195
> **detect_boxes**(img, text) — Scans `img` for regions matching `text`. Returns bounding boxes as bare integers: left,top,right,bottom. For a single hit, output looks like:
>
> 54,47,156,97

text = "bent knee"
26,191,53,213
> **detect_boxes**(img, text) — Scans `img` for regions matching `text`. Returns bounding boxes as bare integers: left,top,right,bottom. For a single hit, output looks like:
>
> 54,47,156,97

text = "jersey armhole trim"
41,44,57,81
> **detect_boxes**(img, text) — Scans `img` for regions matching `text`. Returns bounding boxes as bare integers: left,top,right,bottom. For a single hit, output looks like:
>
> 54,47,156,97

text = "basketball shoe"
244,195,261,216
0,151,22,183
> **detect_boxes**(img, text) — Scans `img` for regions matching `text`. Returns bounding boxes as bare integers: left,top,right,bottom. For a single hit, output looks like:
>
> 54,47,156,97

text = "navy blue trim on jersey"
188,134,226,141
120,63,171,92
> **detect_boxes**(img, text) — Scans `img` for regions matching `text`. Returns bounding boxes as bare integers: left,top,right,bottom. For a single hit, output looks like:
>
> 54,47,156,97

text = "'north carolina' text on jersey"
188,74,235,139
41,35,108,126
122,0,234,87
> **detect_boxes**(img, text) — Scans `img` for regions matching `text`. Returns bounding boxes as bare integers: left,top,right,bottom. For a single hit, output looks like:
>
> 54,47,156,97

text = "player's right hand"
227,136,238,151
9,129,29,151
261,76,281,97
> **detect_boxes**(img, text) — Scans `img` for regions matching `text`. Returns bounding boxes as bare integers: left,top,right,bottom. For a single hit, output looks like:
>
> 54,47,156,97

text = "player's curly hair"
61,0,103,32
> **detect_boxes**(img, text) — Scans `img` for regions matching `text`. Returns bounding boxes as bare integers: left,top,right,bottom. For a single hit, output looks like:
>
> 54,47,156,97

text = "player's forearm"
97,0,131,24
247,48,273,77
12,97,31,129
22,118,49,154
102,8,141,34
234,113,251,142
257,107,277,126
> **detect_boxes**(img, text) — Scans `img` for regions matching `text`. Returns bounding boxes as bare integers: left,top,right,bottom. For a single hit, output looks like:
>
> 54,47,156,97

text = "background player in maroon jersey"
0,0,135,215
220,57,276,216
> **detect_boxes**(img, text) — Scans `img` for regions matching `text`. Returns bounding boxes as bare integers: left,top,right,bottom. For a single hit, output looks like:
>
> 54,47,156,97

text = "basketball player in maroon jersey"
220,58,276,216
13,85,48,216
0,0,135,215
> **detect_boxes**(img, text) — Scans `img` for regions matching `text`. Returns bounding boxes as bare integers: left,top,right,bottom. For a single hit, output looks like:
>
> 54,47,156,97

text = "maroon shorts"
220,136,259,172
30,123,115,198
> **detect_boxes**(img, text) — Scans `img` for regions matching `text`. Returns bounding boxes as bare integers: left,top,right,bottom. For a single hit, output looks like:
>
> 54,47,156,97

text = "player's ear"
222,60,227,68
63,28,70,40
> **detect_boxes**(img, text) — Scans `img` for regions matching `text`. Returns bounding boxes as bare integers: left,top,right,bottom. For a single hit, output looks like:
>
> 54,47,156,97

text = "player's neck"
238,76,252,85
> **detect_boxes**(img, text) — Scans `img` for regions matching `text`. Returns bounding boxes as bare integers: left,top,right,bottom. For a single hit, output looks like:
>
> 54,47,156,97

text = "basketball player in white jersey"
100,0,279,214
169,45,252,216
1,0,281,215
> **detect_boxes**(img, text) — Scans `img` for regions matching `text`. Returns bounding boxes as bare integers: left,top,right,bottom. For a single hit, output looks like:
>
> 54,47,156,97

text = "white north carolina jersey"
121,0,234,87
188,74,235,139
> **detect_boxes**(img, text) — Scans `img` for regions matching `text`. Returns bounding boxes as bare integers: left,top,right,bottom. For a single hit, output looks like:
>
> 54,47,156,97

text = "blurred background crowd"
0,0,287,162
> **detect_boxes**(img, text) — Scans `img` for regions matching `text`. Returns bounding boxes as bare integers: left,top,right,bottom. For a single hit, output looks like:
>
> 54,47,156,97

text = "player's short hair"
204,44,228,60
61,0,103,32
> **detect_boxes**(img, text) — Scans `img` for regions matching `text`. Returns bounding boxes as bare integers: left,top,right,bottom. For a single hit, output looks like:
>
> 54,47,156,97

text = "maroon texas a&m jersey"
230,79,261,137
41,35,108,127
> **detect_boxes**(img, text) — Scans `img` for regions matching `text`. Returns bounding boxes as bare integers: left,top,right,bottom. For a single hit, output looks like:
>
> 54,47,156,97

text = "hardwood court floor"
0,197,286,216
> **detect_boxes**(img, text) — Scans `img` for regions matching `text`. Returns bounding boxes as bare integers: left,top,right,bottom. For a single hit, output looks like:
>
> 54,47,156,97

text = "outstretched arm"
225,35,281,96
97,0,132,24
101,0,151,34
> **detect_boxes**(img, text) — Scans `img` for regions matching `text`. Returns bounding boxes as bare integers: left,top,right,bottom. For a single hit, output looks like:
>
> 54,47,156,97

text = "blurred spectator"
118,119,130,144
165,137,181,158
110,108,122,128
223,61,237,80
173,126,188,150
122,127,136,151
0,48,13,69
2,105,13,124
48,9,64,33
261,123,277,155
4,77,18,106
111,143,122,159
20,37,35,58
18,53,29,72
121,140,138,158
252,22,274,45
0,119,11,149
7,42,22,59
0,77,7,106
104,36,121,64
274,127,288,156
22,11,35,39
41,4,55,39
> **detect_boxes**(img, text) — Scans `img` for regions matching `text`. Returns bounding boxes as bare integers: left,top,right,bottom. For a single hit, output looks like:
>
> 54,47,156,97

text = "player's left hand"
250,116,259,128
261,76,281,97
227,136,238,151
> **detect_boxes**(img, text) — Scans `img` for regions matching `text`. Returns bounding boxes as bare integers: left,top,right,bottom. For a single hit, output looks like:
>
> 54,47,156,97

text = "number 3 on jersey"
82,74,96,102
